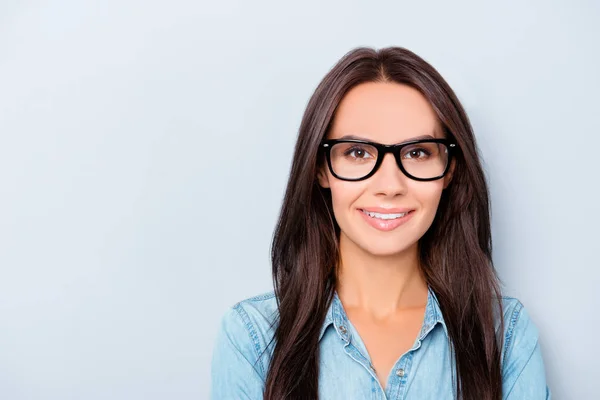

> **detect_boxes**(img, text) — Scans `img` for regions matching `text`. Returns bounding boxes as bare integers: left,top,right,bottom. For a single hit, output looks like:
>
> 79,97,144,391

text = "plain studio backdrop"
1,1,598,399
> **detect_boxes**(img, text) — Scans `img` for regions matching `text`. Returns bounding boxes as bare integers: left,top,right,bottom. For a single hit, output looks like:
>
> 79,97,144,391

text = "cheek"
328,180,365,218
407,181,444,207
407,181,445,229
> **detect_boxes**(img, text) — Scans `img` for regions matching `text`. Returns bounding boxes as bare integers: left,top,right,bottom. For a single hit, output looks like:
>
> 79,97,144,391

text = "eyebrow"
339,134,436,143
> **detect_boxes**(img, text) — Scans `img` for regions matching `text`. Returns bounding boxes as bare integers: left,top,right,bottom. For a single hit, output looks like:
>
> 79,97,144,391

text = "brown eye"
344,146,374,160
402,146,432,160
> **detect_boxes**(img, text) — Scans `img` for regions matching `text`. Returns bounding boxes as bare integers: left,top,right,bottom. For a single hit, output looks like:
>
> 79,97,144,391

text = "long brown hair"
265,46,504,400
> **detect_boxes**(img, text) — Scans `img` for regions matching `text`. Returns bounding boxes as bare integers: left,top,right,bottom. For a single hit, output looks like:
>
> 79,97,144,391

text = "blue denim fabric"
211,288,550,399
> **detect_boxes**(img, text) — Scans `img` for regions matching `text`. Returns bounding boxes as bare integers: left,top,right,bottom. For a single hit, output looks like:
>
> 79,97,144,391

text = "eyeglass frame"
320,138,457,182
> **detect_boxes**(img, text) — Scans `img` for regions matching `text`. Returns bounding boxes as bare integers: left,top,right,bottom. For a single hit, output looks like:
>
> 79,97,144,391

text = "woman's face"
317,81,454,257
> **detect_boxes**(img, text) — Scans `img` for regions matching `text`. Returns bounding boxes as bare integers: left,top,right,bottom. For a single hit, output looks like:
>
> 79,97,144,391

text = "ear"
443,158,455,189
316,165,330,189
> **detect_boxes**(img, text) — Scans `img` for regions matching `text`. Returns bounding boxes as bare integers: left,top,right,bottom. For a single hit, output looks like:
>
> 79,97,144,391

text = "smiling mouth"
359,209,413,220
357,208,415,232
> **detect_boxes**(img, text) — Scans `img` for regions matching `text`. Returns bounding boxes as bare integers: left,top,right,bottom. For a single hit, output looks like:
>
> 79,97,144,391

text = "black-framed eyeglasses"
320,138,457,182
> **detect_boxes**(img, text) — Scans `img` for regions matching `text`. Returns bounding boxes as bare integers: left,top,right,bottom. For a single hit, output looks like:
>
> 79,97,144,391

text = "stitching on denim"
233,302,266,377
502,300,524,367
245,291,276,302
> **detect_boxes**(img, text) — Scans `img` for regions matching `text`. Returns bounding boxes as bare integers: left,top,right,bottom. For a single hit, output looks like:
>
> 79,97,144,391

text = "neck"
335,232,428,320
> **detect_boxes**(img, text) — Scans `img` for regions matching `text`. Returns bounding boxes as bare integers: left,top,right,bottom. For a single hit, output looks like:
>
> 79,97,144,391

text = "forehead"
328,81,442,143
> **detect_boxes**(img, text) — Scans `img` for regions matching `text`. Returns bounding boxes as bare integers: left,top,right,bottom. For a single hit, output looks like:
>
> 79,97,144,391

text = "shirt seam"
502,300,524,367
245,291,276,302
233,302,266,377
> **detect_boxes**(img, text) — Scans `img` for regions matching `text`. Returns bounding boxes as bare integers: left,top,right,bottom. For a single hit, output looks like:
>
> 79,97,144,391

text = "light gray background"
1,1,598,399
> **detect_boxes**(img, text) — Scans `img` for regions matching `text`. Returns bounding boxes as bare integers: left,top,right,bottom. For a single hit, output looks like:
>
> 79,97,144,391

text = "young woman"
210,46,550,399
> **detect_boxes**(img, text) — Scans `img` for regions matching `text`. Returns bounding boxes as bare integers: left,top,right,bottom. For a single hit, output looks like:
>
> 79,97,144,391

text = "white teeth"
361,210,409,220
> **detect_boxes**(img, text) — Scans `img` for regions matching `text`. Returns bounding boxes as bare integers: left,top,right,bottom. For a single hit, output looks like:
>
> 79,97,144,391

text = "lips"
358,208,415,232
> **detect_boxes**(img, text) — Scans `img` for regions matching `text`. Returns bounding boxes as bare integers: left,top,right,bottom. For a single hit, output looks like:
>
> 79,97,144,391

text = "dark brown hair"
265,46,504,400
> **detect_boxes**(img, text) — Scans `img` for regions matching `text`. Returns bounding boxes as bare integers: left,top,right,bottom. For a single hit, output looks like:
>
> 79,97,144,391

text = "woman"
210,46,550,399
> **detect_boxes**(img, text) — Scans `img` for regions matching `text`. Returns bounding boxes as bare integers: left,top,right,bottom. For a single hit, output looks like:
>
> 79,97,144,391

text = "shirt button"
396,368,405,377
339,325,347,334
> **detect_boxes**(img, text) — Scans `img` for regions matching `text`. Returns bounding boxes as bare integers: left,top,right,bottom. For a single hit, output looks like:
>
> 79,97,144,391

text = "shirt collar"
318,285,448,342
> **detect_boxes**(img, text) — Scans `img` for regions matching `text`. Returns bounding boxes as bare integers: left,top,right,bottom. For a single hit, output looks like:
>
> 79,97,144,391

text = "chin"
359,239,416,258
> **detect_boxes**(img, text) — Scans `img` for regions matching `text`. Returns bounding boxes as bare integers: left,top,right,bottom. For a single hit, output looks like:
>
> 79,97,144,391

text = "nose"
370,152,408,196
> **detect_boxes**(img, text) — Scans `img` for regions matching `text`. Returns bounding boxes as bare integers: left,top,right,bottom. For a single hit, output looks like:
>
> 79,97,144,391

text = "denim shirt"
211,288,551,399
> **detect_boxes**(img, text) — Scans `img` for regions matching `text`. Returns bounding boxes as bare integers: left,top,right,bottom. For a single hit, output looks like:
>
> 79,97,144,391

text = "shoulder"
497,296,550,397
498,295,542,369
211,291,279,397
226,290,279,335
214,290,279,378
